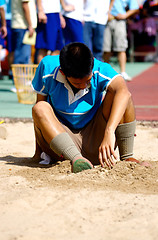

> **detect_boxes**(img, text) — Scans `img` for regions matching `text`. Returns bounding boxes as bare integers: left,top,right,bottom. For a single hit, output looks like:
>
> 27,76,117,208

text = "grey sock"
50,132,81,162
115,120,136,160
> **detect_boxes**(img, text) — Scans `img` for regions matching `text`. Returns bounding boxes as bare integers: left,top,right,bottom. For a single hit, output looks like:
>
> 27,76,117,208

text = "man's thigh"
80,105,106,165
63,105,107,165
103,22,112,52
35,104,107,165
113,20,128,52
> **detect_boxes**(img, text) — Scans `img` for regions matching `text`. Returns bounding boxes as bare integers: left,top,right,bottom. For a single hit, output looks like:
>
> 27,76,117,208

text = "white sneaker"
10,87,17,93
121,72,132,81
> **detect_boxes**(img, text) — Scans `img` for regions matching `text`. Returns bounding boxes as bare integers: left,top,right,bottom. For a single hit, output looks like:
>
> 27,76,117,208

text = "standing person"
0,0,7,38
0,0,7,79
31,42,139,173
35,0,64,64
103,0,139,81
83,0,114,61
3,0,13,79
61,0,84,45
11,0,37,64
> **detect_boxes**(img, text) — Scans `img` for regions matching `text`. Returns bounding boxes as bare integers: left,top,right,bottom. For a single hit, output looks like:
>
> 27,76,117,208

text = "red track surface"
127,64,158,121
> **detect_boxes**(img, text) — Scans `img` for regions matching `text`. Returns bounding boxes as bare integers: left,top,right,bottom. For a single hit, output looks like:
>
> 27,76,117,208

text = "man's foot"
121,72,132,81
72,157,93,173
125,157,151,167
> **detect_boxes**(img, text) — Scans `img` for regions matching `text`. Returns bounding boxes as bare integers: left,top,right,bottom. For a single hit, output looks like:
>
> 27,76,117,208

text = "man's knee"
121,97,136,123
32,101,52,121
102,90,114,121
102,91,135,124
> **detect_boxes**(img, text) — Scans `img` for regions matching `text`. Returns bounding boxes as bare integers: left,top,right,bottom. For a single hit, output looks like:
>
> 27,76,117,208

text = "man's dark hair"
60,42,94,79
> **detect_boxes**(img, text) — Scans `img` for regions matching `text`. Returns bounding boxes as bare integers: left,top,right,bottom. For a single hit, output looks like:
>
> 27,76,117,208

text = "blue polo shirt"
0,0,5,6
32,55,119,129
111,0,139,16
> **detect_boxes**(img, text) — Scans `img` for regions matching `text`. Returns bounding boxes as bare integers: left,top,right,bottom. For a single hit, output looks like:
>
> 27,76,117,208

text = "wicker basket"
11,64,38,104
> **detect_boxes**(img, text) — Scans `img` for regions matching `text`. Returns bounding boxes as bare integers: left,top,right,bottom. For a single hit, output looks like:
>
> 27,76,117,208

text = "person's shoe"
121,72,132,81
0,72,4,80
125,157,151,167
125,157,140,164
72,157,93,173
10,87,17,93
8,74,13,80
8,70,13,80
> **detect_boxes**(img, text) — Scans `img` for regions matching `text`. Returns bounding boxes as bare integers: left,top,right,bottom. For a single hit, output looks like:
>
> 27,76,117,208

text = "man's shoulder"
0,0,5,6
93,58,114,72
93,58,119,79
40,55,60,72
42,55,60,65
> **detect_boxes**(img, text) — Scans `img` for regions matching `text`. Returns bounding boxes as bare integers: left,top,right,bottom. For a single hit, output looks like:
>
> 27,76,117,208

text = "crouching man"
32,42,137,173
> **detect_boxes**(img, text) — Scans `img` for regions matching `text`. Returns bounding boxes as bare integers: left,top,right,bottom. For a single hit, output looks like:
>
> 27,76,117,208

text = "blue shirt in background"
0,0,5,6
111,0,139,16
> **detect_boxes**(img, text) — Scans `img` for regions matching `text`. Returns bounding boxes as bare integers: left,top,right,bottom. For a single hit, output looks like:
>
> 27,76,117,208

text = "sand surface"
0,120,158,240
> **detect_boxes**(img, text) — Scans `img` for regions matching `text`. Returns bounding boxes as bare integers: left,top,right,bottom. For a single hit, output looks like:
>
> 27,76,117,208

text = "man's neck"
67,79,80,95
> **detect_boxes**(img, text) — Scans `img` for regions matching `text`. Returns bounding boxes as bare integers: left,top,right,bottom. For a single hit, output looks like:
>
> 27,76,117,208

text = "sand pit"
0,120,158,240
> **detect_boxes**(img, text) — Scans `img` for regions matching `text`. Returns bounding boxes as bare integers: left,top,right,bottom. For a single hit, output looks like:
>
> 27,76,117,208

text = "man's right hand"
98,130,117,169
38,11,47,24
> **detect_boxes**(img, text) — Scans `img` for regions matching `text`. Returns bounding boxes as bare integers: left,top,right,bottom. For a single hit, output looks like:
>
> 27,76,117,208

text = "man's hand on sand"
99,131,117,168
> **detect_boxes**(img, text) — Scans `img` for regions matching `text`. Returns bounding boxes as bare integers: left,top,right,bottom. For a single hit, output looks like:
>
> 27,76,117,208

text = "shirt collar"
55,67,90,104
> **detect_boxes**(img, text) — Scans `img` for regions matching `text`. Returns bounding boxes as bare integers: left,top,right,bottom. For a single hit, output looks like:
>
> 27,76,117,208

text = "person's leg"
0,45,3,79
113,21,127,73
32,124,60,161
32,101,93,172
47,13,64,54
21,43,31,64
62,17,83,45
93,23,105,61
80,89,135,163
35,13,63,63
113,20,131,81
37,48,47,63
118,51,126,73
83,21,93,52
75,91,148,167
118,51,132,81
102,90,136,161
51,50,60,56
6,20,14,74
8,51,14,70
13,29,31,64
103,52,111,63
103,21,112,62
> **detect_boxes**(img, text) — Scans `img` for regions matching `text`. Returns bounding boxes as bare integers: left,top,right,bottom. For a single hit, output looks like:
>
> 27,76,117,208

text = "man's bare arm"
22,2,34,37
0,6,7,38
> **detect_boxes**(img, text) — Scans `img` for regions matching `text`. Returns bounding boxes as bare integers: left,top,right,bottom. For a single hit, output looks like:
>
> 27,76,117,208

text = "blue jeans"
12,29,31,64
83,22,105,61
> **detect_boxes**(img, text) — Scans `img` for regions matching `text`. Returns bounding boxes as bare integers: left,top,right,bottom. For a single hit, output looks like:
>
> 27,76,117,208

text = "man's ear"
59,69,65,76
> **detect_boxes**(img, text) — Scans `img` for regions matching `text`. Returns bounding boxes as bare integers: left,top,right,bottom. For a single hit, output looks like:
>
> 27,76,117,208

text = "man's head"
60,42,94,79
